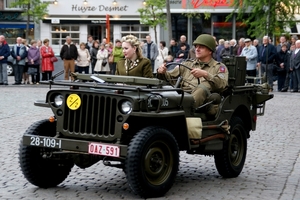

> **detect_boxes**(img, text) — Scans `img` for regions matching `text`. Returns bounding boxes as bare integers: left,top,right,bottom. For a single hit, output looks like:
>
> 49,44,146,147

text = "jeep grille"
62,94,117,139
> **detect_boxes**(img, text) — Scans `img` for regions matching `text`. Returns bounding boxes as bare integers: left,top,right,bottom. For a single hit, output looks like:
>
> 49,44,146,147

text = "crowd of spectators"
158,34,300,93
1,33,300,93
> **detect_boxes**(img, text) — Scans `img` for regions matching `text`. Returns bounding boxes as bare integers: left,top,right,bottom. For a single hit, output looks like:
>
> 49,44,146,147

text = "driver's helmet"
193,34,216,52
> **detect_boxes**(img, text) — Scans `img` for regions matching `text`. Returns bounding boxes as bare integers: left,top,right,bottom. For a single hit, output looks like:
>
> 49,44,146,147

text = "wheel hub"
230,134,243,166
145,147,165,175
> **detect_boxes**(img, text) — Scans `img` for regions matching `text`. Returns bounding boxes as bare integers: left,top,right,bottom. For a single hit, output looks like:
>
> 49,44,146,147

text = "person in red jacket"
40,39,55,81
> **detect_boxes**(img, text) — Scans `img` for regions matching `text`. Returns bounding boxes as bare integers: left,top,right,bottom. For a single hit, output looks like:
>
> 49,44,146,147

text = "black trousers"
42,71,52,81
246,69,256,83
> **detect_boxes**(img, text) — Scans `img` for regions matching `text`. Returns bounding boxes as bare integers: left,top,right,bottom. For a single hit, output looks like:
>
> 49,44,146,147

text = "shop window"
192,16,211,41
0,28,34,44
171,14,187,41
212,14,233,41
51,25,80,46
121,26,130,32
5,0,23,9
120,25,149,42
71,26,80,31
236,21,247,40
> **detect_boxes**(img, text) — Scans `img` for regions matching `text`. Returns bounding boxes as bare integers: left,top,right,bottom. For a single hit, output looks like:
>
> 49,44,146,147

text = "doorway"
88,25,103,42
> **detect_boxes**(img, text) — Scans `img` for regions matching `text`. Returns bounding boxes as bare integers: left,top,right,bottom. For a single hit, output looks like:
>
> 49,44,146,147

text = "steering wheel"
165,62,200,88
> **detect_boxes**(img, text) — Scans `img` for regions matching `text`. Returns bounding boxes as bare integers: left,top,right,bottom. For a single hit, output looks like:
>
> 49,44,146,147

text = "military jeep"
19,56,273,198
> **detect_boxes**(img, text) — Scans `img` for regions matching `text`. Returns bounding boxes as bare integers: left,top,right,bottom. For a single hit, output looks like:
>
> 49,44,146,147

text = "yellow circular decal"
67,94,81,110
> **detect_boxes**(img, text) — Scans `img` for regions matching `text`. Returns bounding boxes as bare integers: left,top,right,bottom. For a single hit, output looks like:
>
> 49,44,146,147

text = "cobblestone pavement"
1,82,300,200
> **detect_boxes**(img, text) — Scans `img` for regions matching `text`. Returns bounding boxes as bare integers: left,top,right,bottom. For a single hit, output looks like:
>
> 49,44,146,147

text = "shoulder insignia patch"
219,66,226,73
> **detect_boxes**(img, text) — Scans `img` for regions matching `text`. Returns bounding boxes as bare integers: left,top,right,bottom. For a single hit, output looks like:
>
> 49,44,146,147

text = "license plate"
30,136,62,149
88,142,120,157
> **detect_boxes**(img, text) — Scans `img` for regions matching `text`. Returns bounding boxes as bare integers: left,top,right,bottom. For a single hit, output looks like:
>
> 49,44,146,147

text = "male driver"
60,36,78,80
157,34,228,108
0,35,10,85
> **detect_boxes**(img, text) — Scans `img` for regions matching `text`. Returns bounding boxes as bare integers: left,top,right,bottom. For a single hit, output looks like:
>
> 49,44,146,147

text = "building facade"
40,0,251,53
1,0,300,51
0,0,34,44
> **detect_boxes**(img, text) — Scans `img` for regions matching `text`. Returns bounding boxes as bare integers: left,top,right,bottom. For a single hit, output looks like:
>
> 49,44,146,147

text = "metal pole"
166,0,172,42
266,0,271,85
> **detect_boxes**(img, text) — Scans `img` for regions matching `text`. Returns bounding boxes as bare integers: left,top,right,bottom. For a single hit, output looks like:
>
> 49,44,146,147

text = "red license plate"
88,142,120,157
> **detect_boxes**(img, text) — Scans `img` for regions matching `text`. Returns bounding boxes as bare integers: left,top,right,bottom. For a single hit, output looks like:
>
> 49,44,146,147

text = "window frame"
4,0,24,10
51,24,80,46
120,25,150,42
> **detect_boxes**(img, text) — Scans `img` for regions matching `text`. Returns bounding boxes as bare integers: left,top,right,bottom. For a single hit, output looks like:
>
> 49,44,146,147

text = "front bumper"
22,134,128,158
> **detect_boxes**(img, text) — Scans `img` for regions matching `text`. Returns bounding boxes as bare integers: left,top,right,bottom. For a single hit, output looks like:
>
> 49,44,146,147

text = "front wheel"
214,117,247,178
19,119,74,188
124,126,179,198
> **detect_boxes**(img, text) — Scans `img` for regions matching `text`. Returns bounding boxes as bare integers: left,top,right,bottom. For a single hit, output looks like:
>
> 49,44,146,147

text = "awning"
0,24,35,29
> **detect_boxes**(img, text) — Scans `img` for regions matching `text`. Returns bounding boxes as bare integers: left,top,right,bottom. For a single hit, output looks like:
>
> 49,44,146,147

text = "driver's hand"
191,68,207,78
157,63,167,74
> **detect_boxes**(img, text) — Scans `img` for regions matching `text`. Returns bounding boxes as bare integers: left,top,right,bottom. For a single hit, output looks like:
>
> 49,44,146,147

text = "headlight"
54,95,64,107
120,101,132,114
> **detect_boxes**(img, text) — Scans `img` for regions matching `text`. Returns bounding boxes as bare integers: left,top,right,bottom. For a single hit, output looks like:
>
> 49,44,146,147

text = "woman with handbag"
94,43,109,74
76,42,91,74
40,39,55,81
27,40,40,84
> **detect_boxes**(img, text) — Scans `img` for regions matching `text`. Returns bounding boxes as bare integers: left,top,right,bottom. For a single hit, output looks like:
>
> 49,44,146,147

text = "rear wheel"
214,117,247,178
19,119,74,188
124,126,179,198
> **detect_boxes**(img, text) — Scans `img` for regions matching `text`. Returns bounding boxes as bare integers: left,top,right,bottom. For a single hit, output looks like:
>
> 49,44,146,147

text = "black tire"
124,126,179,198
214,117,247,178
19,119,74,188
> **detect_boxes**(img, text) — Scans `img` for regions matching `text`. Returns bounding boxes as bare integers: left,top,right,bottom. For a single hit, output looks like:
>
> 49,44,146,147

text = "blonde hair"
121,35,142,58
80,42,86,47
22,39,27,45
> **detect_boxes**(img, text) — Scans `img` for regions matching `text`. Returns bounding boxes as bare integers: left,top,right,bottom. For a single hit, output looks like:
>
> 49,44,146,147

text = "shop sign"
91,20,106,24
0,12,21,21
182,0,234,9
71,4,128,13
51,18,60,24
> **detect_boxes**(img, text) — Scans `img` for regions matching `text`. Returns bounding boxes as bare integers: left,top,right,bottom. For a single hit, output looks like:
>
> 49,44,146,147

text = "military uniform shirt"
159,59,228,92
116,57,153,78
